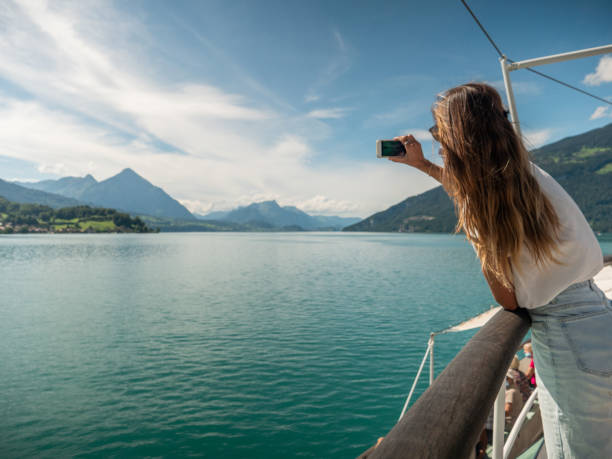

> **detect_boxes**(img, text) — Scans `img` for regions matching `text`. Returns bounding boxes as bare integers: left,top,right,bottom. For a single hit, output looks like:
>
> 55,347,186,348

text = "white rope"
398,337,433,421
503,388,539,459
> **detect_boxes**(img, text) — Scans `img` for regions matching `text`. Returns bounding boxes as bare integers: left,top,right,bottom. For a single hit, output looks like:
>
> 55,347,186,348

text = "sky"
0,0,611,217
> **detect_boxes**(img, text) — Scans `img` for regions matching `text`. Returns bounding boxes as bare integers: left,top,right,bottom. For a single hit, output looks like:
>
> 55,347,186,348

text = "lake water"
2,233,610,458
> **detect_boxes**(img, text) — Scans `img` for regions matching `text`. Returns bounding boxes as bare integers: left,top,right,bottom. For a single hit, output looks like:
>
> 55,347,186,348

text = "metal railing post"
504,388,539,459
492,383,506,459
429,333,435,386
508,44,612,71
500,56,521,138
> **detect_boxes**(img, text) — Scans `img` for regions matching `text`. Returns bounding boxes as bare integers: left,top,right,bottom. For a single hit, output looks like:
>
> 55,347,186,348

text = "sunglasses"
429,124,439,142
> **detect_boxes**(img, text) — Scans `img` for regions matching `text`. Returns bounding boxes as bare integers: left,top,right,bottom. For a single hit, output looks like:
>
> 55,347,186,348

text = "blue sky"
0,0,610,217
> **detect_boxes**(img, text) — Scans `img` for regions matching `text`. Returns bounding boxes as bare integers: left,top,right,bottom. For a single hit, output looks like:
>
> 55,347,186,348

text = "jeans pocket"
561,309,612,376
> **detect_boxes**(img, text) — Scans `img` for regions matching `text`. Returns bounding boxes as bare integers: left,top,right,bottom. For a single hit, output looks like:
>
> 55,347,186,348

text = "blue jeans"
529,279,612,458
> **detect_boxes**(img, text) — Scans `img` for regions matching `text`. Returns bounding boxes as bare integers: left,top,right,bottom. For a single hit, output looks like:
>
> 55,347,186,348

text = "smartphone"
376,140,405,158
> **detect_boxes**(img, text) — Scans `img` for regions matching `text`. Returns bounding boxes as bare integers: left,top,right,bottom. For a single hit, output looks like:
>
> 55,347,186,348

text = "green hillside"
530,123,612,232
0,197,153,234
345,122,612,233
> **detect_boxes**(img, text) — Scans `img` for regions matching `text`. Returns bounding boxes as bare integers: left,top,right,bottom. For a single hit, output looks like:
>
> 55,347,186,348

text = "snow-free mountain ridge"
200,200,361,230
17,168,194,220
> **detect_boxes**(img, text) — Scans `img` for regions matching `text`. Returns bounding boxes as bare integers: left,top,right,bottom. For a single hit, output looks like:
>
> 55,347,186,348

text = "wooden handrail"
358,254,609,458
357,308,531,459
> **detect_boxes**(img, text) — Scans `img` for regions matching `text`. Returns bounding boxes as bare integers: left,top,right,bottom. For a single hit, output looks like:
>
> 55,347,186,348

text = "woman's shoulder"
529,163,564,195
528,162,583,221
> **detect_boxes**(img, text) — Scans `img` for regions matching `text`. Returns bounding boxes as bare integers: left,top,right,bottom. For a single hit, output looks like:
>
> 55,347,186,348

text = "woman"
390,83,611,458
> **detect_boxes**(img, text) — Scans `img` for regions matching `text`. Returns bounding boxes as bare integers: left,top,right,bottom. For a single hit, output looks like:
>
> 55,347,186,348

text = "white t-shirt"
512,164,603,309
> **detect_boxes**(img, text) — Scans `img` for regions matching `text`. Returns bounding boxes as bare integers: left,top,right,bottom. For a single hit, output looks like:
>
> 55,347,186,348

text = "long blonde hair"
433,83,560,288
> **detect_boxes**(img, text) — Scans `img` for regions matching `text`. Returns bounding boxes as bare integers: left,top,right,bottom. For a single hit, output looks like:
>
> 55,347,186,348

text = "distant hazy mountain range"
198,200,361,230
345,122,612,233
0,178,82,209
15,168,195,220
7,170,359,231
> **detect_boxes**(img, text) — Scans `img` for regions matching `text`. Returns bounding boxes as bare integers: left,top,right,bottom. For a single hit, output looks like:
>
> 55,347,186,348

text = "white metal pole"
504,388,539,459
429,333,434,386
500,56,521,137
492,382,506,459
508,44,612,71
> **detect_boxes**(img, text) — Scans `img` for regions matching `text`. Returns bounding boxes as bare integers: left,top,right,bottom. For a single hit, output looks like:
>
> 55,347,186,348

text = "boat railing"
357,307,531,459
358,254,611,459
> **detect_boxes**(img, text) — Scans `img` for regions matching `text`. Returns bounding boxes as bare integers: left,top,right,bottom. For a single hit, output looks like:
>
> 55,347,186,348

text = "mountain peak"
118,168,139,177
7,168,195,220
107,168,151,186
257,200,280,207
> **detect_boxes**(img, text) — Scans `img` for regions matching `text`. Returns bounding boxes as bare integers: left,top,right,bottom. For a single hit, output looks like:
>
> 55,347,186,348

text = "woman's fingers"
393,135,420,151
389,134,425,167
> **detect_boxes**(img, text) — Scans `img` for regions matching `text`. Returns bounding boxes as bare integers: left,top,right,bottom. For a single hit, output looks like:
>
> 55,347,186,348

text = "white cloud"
584,55,612,86
288,195,359,215
304,28,352,105
333,29,347,53
401,129,433,142
179,199,215,215
270,135,311,161
306,108,349,119
523,129,553,148
0,1,438,218
589,106,610,120
37,162,69,176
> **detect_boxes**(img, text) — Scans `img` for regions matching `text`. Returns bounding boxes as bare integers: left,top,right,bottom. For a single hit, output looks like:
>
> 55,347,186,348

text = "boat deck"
594,264,612,299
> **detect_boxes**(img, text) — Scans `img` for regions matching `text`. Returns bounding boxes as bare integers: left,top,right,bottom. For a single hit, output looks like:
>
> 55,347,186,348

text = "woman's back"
512,163,603,308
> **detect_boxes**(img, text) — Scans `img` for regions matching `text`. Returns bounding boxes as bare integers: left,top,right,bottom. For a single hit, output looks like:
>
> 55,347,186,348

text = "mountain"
196,210,230,221
344,186,455,233
224,201,312,227
345,122,612,233
0,178,82,208
529,123,611,232
203,200,361,230
16,174,97,198
16,168,195,220
79,168,195,220
309,214,363,229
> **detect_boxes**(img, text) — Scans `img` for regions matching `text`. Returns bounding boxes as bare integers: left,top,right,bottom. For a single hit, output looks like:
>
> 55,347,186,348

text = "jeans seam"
533,321,558,390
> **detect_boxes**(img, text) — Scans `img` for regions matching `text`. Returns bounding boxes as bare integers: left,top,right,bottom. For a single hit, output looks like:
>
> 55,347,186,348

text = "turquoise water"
1,233,610,458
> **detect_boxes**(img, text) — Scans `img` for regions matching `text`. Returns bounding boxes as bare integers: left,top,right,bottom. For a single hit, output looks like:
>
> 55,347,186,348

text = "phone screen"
380,140,405,157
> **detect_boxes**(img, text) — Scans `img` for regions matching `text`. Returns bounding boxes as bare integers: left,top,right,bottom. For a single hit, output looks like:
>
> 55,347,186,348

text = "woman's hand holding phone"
389,135,427,169
388,134,445,186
